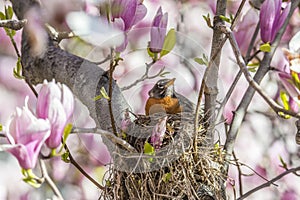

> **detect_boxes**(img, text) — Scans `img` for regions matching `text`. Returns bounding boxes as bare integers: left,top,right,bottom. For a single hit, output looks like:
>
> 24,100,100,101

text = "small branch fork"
121,60,160,91
217,24,300,119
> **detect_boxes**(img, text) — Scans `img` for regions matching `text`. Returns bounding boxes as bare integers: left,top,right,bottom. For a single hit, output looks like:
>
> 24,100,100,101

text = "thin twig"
232,151,243,196
94,55,111,65
0,133,6,137
0,19,27,30
108,48,118,135
215,22,260,125
63,143,106,190
121,60,158,91
39,159,64,200
71,127,137,152
238,166,300,200
25,79,38,97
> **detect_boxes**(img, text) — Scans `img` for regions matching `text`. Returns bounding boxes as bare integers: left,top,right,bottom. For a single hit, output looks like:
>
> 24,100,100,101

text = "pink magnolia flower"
111,0,147,31
5,98,51,169
149,7,168,53
111,0,147,52
150,116,167,149
36,80,74,149
260,0,290,43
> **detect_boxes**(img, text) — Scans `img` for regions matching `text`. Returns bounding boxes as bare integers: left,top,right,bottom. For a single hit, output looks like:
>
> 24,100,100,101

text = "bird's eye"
157,83,164,89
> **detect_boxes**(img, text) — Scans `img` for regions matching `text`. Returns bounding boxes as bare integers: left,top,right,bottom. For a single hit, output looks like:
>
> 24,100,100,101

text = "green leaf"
22,169,42,188
202,13,212,28
5,6,14,19
63,124,72,143
259,43,271,52
93,87,110,101
147,46,154,58
144,142,155,162
279,91,291,119
13,58,24,79
162,172,172,183
194,57,206,66
61,151,70,163
279,156,288,169
219,15,231,23
280,91,290,110
144,142,155,155
160,28,176,58
291,71,300,91
194,54,209,66
0,12,5,20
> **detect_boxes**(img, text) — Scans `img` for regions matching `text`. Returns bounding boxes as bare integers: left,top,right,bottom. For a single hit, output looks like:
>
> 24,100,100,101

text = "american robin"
145,78,195,115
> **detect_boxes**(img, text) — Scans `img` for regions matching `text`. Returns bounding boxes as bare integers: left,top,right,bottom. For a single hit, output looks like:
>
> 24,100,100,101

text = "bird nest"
99,112,226,200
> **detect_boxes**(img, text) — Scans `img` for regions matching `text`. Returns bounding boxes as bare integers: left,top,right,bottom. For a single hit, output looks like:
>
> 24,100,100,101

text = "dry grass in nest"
99,113,226,200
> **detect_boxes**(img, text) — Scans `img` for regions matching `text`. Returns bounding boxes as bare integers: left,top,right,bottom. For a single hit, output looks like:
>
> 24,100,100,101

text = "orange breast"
145,96,182,115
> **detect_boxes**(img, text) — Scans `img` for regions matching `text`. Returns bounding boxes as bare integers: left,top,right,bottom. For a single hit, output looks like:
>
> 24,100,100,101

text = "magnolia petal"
131,3,147,26
60,83,75,120
121,0,137,30
260,0,276,43
45,98,67,148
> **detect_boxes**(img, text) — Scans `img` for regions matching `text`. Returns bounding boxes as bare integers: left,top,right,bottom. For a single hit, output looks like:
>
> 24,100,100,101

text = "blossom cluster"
4,80,74,170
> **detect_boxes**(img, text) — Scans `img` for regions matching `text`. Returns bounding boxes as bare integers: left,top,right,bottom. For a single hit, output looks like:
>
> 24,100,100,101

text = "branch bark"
203,0,226,144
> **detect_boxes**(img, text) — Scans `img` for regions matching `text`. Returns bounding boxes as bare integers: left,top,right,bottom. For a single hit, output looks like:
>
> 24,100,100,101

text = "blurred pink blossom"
234,8,259,56
5,98,51,169
36,80,74,149
281,189,298,200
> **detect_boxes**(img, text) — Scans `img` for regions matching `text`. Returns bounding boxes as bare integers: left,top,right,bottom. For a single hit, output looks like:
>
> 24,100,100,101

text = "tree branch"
71,127,137,153
223,0,300,173
0,19,27,30
238,166,300,200
39,159,64,200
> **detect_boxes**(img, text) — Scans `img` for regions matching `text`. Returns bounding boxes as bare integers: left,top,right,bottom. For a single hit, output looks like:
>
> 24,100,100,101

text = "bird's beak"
164,78,176,88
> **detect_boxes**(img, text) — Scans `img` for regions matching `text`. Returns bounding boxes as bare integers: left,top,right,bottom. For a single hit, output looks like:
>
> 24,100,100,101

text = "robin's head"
148,78,177,99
